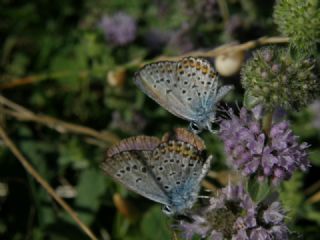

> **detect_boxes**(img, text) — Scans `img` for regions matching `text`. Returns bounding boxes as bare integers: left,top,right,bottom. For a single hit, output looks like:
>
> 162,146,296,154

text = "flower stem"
262,110,273,136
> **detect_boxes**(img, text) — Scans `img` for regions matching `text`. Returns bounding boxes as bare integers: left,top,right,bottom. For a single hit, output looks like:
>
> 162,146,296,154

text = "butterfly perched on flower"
101,128,212,215
134,57,233,133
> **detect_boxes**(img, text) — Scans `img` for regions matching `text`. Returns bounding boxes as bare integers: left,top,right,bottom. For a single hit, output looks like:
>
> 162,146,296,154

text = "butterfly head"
189,113,216,134
162,205,174,215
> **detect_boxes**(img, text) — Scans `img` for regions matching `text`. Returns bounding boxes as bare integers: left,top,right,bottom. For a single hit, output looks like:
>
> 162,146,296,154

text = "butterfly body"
134,57,233,133
102,128,212,215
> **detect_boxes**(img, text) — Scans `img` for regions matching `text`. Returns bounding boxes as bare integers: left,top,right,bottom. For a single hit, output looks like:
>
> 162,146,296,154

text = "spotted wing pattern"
102,136,169,205
134,57,227,122
101,128,211,212
150,129,211,212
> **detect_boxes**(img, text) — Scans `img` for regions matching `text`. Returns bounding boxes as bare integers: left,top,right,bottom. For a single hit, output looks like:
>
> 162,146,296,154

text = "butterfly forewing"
175,57,220,112
102,136,170,205
135,61,198,121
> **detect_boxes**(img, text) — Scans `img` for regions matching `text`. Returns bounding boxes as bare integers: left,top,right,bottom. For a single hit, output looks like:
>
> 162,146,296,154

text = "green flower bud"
241,47,320,110
273,0,320,55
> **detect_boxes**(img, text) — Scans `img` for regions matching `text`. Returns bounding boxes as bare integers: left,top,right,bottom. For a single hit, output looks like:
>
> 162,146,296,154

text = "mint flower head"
241,47,319,110
273,0,320,55
98,12,137,46
218,107,310,185
175,185,288,240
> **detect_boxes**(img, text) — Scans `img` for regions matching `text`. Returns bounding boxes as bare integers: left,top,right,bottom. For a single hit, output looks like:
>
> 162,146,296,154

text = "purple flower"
175,185,288,240
98,12,137,46
166,23,194,54
219,107,310,184
143,29,172,53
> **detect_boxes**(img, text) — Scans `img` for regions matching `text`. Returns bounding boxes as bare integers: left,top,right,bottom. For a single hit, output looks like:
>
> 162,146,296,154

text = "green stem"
262,110,273,136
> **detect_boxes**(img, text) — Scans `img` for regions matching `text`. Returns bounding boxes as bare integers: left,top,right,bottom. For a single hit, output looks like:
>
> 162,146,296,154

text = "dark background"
0,0,320,239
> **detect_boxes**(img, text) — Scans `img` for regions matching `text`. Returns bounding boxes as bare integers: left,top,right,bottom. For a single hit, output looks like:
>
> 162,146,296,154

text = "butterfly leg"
206,122,217,134
197,195,210,199
203,189,213,193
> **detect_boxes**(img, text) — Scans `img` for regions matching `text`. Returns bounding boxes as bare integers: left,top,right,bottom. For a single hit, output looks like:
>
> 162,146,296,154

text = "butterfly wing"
176,57,233,114
150,128,212,212
102,129,211,212
134,60,198,121
134,57,232,124
175,57,219,111
214,85,234,103
102,136,170,205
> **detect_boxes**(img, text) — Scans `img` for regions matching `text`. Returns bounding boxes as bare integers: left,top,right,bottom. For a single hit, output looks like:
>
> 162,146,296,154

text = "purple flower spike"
176,185,288,240
219,107,310,184
98,12,137,46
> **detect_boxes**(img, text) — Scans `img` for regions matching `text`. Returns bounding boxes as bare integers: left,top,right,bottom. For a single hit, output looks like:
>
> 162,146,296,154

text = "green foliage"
280,173,304,221
0,0,319,239
73,168,107,224
141,206,172,240
273,0,320,55
246,177,271,203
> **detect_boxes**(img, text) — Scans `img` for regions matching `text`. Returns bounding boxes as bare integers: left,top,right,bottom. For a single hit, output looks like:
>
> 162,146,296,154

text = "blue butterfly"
101,128,212,215
134,57,233,133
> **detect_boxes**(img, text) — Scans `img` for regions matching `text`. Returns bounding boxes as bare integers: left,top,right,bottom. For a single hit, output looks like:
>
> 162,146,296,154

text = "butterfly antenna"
217,103,233,120
216,102,228,112
235,100,242,112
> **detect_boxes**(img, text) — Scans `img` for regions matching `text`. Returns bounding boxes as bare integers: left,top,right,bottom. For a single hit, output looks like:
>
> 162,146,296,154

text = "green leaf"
280,172,303,221
304,205,320,225
243,91,262,110
141,206,172,240
58,138,89,170
73,168,107,224
246,177,271,203
114,213,131,238
309,149,320,166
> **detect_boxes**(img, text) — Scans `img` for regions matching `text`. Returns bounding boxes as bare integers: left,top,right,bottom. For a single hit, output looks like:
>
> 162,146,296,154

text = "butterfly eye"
189,122,200,133
162,205,173,215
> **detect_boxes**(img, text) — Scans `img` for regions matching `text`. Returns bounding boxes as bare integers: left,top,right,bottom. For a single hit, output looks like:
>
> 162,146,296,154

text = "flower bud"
107,68,126,87
214,50,245,77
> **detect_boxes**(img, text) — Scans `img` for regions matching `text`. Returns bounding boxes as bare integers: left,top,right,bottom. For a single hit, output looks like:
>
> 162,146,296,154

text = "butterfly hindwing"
134,60,198,121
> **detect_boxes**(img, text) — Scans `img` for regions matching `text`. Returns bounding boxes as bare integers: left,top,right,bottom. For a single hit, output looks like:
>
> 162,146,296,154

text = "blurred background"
0,0,320,239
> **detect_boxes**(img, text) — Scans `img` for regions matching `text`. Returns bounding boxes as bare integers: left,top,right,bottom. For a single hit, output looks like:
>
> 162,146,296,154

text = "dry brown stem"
0,36,289,89
0,125,98,240
0,95,119,145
